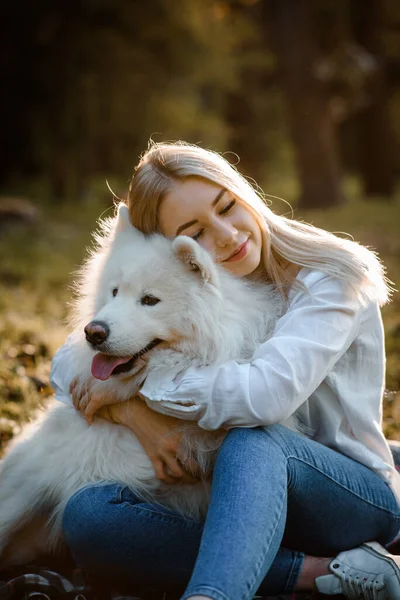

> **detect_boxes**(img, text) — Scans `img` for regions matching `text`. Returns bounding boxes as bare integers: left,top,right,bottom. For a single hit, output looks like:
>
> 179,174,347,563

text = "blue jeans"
62,425,400,599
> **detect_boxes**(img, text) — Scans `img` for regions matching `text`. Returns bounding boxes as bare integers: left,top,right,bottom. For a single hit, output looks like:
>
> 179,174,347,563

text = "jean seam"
181,585,231,600
183,461,287,600
285,455,400,517
244,486,287,600
121,502,202,530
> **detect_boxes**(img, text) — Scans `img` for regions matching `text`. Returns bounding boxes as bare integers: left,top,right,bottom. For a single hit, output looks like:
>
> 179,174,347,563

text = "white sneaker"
315,542,400,599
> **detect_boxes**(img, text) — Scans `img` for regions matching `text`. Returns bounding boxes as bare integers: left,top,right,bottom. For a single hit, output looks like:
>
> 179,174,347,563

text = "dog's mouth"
91,338,163,381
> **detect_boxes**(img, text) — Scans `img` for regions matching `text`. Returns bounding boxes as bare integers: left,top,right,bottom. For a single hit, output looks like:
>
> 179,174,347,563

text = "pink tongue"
91,353,133,380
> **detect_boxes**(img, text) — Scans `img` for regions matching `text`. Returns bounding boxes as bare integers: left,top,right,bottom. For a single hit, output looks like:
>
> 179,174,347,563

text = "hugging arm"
50,340,201,484
50,272,362,477
141,272,363,430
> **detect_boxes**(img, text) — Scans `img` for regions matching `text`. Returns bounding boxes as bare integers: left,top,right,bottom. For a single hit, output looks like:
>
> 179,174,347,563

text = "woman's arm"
140,271,364,430
96,398,200,485
51,336,200,484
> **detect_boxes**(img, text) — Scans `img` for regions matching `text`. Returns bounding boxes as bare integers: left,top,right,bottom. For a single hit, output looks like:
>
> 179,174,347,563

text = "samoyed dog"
0,204,293,566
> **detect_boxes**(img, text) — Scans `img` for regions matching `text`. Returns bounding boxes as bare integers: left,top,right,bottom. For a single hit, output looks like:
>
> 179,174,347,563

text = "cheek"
236,207,256,231
195,236,215,254
246,213,262,248
254,225,263,249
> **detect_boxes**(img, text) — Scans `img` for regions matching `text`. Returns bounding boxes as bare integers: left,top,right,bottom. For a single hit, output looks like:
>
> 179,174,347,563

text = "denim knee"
62,483,122,564
222,426,266,447
221,425,290,453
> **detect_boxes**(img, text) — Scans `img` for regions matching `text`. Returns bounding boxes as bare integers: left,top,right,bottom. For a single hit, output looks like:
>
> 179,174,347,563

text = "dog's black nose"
84,321,110,346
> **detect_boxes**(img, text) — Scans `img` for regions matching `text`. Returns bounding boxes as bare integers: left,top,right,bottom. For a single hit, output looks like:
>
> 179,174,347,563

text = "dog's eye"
112,288,118,297
141,294,160,306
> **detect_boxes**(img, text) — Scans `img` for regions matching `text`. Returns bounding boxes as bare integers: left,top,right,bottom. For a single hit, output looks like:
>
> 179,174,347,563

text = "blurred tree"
0,0,248,201
266,0,344,208
351,0,396,197
222,1,278,183
1,0,399,204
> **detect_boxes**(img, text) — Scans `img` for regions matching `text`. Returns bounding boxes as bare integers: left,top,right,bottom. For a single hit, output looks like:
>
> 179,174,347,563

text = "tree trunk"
351,0,395,198
267,0,344,208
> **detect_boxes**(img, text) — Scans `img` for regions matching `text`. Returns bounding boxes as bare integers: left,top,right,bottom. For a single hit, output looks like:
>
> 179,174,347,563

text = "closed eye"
219,199,236,215
192,199,236,241
192,229,204,241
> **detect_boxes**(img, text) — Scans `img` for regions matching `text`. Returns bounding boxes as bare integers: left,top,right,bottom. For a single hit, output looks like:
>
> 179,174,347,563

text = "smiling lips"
224,239,249,263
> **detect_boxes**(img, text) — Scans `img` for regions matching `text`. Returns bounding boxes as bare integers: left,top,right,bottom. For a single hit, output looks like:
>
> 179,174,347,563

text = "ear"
112,203,144,245
115,203,132,233
173,236,218,286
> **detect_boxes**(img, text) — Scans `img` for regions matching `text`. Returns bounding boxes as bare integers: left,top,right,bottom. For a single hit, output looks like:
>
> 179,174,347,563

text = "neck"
246,258,301,284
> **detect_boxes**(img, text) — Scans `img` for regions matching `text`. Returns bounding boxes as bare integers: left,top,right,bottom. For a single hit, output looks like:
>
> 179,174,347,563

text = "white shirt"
50,268,400,506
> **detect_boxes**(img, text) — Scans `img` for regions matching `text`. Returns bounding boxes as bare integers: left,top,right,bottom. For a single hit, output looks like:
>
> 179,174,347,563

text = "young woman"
51,142,400,599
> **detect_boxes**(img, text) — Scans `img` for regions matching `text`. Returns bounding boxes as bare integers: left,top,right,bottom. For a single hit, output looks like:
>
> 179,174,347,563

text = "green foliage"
0,198,106,454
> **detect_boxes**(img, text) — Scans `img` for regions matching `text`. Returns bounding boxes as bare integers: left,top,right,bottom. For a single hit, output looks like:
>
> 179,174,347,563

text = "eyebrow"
175,188,227,236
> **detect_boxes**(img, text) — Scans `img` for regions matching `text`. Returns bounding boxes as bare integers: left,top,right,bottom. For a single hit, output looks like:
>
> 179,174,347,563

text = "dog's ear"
173,236,218,286
113,203,144,243
115,203,132,233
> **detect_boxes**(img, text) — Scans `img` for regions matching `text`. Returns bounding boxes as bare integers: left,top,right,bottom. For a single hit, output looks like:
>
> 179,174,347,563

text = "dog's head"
82,204,225,380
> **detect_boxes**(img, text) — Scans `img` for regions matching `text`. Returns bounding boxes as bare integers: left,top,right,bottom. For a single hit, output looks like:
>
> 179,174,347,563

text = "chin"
228,255,261,277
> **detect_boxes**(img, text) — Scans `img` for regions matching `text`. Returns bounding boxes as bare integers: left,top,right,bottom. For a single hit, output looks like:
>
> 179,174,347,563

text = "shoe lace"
341,572,382,600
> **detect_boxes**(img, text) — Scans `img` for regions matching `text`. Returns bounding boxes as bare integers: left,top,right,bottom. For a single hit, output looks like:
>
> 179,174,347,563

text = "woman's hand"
69,376,115,423
105,398,201,486
70,377,200,485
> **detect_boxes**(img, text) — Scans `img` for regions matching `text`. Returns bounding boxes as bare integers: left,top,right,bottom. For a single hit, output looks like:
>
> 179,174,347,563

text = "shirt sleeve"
49,334,77,405
141,271,363,430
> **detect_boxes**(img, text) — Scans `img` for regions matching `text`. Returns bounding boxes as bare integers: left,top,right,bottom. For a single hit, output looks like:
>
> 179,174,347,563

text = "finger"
84,397,102,423
71,389,81,410
69,377,79,395
163,455,187,480
74,389,89,412
178,457,202,478
153,460,179,485
72,390,83,411
71,393,78,410
176,452,203,477
164,456,200,484
71,380,90,410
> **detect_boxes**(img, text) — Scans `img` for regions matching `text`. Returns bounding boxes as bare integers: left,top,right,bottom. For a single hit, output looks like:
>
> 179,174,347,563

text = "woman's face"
158,178,263,277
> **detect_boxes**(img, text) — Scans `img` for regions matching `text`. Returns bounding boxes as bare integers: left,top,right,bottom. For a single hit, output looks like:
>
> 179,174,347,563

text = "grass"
0,181,399,452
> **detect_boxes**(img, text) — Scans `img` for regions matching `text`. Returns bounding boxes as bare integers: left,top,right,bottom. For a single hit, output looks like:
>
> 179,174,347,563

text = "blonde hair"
127,141,392,306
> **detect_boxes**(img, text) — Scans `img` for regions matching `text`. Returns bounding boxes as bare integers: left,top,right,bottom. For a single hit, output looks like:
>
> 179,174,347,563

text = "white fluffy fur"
0,204,292,566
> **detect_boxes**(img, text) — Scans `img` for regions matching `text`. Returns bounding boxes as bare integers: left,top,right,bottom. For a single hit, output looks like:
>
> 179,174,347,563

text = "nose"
84,321,110,346
215,221,238,248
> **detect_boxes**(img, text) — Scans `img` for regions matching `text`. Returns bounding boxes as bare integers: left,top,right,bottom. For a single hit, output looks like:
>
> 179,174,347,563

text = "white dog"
0,204,293,566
